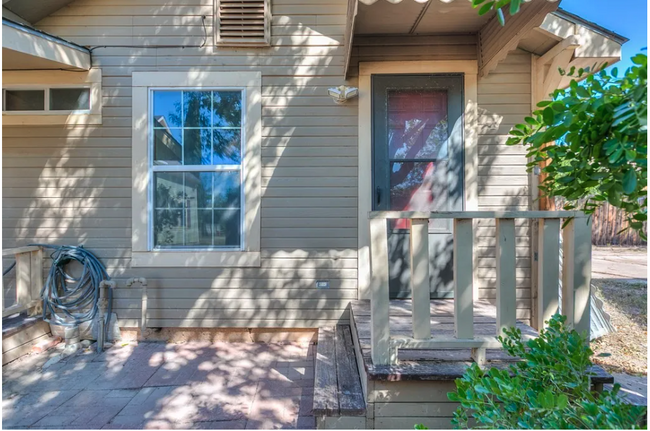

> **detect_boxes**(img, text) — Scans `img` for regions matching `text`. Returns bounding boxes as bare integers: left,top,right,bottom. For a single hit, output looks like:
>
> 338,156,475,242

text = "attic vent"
215,0,271,46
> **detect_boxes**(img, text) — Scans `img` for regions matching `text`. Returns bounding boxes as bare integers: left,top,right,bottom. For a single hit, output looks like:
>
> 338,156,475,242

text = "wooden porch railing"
368,211,592,365
2,246,43,318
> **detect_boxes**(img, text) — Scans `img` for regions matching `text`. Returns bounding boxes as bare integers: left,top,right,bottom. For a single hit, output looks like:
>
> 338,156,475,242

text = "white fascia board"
2,20,90,70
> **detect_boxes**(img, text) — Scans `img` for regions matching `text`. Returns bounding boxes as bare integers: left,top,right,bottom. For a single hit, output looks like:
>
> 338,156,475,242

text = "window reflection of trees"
152,91,243,248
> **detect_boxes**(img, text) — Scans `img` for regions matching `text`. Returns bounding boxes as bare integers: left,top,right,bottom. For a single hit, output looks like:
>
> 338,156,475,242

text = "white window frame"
147,87,246,252
2,69,102,125
132,71,262,268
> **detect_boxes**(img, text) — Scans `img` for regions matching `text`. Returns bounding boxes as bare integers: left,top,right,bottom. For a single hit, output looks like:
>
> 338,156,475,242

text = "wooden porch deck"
350,299,538,381
350,299,614,383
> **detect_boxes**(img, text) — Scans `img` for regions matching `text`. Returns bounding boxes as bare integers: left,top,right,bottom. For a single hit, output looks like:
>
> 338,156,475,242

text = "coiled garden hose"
31,244,113,343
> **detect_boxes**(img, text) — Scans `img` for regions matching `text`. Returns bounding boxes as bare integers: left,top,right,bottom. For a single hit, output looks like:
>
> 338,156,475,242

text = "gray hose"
33,244,112,342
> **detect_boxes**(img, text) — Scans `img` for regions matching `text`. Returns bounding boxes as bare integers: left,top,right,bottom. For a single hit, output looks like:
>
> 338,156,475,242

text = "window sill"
131,251,260,268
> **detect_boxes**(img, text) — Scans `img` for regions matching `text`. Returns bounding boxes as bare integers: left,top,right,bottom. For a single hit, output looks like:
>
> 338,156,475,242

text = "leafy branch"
471,0,525,25
506,54,648,239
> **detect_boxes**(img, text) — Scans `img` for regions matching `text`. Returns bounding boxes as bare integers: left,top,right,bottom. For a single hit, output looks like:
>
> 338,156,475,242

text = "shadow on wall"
2,0,359,329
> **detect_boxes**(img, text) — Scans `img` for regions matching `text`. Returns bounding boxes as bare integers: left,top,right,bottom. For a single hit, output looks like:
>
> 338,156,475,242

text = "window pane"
153,128,182,165
388,90,448,160
390,161,451,230
153,91,181,128
183,128,211,165
184,172,213,208
185,209,213,247
213,91,242,127
214,209,241,247
5,90,44,111
213,129,241,164
50,88,90,111
155,173,184,209
154,209,183,247
214,171,241,209
183,91,212,127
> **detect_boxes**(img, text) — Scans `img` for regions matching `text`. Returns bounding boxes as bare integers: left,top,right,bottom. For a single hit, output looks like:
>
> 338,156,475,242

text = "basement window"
215,0,271,47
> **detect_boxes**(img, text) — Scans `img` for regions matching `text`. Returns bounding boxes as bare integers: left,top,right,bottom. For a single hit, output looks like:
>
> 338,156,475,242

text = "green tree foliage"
506,55,648,238
441,315,647,429
470,0,526,25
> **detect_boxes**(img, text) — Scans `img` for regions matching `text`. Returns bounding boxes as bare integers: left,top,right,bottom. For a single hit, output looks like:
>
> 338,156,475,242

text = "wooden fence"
590,202,646,246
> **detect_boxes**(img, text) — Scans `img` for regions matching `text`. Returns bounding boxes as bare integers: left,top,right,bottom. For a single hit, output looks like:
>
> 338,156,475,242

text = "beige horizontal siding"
477,49,533,323
2,0,534,328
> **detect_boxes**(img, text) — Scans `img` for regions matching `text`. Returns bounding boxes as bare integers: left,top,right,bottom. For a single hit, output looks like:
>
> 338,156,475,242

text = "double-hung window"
132,72,261,268
151,90,243,249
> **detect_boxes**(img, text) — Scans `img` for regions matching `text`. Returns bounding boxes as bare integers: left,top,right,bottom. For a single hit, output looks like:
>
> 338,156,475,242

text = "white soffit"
2,18,90,70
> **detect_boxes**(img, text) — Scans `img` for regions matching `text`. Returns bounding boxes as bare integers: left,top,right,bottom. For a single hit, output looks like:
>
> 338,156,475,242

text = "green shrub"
416,315,646,429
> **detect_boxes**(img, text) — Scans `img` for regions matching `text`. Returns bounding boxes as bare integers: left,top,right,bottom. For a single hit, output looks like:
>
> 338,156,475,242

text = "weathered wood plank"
453,219,474,339
369,218,391,365
335,326,365,416
410,219,431,340
562,218,592,335
496,218,516,336
537,218,560,329
314,327,339,416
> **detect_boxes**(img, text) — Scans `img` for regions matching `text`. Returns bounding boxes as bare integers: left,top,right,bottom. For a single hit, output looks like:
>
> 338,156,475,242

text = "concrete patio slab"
2,341,316,429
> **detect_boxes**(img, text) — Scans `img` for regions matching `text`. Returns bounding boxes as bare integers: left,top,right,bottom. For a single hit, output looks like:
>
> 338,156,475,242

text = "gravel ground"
590,278,647,376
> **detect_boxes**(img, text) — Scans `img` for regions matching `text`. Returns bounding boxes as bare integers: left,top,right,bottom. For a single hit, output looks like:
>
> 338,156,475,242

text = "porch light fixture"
328,85,359,104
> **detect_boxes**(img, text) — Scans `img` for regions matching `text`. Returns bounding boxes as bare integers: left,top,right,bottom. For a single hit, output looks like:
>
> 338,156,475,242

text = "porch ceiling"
355,0,492,35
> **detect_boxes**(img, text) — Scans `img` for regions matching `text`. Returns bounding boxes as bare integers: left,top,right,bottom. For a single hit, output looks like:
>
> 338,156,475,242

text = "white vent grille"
215,0,271,46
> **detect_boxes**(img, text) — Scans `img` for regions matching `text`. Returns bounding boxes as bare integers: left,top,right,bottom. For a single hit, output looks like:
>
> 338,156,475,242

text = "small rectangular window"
151,90,244,250
50,88,91,111
5,90,45,111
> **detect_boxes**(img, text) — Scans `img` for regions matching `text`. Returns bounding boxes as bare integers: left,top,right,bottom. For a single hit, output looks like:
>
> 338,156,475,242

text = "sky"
560,0,647,72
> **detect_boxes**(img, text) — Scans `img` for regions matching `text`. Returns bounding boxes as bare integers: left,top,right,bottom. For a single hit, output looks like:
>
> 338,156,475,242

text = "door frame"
357,60,479,300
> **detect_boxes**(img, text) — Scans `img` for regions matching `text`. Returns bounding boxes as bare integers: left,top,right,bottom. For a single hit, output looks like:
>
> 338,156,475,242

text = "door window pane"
5,90,45,111
390,161,450,229
50,88,90,111
387,90,448,160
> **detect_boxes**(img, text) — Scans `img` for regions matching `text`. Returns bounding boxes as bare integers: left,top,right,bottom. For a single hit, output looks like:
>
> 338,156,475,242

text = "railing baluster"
454,218,474,339
496,218,516,336
537,218,560,329
562,217,592,335
15,252,31,308
369,218,391,365
30,248,43,315
410,218,431,340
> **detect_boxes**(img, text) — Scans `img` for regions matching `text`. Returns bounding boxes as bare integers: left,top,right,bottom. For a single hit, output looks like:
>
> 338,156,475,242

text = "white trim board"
357,60,479,300
131,71,262,268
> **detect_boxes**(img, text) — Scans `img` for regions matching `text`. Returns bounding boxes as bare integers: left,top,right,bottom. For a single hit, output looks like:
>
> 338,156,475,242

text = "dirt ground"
591,279,647,376
589,247,647,377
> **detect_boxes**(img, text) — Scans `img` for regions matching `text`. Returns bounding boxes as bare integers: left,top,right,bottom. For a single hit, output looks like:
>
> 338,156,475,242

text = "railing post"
561,217,592,336
369,217,391,365
15,252,31,308
410,218,431,340
29,248,43,315
537,218,560,329
454,218,474,339
496,218,516,336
